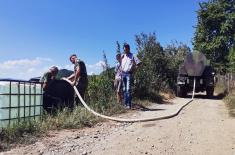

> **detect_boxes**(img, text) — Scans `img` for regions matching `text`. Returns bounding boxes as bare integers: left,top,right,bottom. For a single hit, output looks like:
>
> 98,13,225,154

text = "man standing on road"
66,54,88,101
121,43,141,109
40,66,59,91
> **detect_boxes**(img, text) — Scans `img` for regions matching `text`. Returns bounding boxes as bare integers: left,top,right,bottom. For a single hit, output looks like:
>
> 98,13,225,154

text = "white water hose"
63,77,196,122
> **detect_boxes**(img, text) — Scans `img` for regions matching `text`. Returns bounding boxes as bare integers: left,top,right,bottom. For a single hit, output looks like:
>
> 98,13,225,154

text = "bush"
0,69,125,151
224,88,235,117
85,69,122,113
134,33,190,99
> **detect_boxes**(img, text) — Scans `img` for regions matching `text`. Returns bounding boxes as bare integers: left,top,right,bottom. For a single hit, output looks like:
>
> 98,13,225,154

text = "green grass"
0,120,42,151
224,89,235,117
214,83,235,117
0,100,127,152
0,76,164,153
215,83,227,95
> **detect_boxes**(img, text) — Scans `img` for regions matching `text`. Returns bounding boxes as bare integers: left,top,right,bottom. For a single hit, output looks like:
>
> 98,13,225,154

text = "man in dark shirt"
66,54,88,100
40,66,59,90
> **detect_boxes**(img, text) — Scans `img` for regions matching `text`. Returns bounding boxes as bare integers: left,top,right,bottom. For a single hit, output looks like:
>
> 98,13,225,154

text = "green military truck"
176,51,215,98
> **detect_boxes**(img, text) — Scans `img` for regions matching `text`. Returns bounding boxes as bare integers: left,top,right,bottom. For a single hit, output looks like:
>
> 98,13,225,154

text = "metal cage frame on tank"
0,79,43,128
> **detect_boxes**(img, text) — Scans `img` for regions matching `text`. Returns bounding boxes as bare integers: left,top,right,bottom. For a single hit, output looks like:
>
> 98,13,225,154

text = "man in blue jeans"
121,43,141,109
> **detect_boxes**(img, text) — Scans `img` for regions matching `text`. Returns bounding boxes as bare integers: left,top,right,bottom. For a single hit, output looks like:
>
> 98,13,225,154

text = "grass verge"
215,83,235,117
0,83,169,152
224,89,235,117
0,100,131,152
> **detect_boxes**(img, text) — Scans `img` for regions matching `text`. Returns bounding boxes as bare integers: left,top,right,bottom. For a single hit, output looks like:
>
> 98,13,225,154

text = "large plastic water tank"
0,79,43,128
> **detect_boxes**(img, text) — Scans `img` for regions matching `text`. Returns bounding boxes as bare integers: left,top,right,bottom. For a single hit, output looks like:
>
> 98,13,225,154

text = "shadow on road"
132,104,165,111
184,92,226,100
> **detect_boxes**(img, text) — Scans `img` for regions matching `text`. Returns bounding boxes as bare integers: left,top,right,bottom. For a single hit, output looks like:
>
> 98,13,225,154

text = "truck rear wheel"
177,85,186,97
206,86,214,98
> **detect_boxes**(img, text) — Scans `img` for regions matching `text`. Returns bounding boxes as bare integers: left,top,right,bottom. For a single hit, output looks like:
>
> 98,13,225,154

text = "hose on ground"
63,77,196,122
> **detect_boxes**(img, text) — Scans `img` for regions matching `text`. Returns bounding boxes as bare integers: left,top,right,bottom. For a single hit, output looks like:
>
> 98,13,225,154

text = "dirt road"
2,97,235,155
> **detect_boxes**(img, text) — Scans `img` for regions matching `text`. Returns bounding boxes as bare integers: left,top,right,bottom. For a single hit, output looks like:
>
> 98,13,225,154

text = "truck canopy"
182,51,208,76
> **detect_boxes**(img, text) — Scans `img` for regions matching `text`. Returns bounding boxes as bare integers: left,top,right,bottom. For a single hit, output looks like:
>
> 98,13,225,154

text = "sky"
0,0,206,80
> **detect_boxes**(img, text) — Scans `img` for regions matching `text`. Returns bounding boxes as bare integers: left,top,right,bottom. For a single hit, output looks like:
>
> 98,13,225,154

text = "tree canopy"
133,33,190,99
193,0,235,72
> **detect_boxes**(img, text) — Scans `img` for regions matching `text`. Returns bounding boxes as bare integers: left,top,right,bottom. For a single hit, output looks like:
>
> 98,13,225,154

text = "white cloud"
0,57,53,80
36,57,53,62
87,61,105,68
26,68,36,73
0,58,104,80
63,64,73,70
86,60,105,75
63,60,105,75
0,57,52,70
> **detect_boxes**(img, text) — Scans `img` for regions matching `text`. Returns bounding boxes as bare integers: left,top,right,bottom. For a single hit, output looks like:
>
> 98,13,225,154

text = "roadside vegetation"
0,33,188,151
194,0,235,116
1,0,235,152
224,88,235,117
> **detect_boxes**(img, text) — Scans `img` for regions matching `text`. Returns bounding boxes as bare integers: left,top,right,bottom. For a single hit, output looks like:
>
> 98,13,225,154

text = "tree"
116,41,121,55
102,51,109,71
164,41,191,88
164,41,191,69
133,33,191,99
134,32,166,98
193,0,235,72
228,45,235,72
101,51,114,79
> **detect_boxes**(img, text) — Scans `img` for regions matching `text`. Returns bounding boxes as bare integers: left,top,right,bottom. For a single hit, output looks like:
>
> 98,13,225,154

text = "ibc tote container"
0,79,43,128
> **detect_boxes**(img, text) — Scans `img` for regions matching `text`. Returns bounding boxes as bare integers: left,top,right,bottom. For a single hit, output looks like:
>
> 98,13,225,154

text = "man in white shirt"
121,43,141,109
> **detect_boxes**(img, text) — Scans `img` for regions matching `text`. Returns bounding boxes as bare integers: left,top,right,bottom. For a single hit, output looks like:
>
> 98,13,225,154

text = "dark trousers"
75,78,88,105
